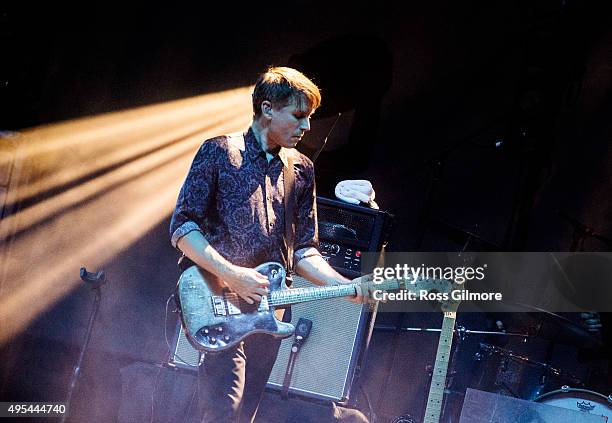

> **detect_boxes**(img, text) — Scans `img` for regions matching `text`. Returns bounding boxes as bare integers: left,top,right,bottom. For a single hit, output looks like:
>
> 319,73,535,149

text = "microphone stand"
61,267,106,423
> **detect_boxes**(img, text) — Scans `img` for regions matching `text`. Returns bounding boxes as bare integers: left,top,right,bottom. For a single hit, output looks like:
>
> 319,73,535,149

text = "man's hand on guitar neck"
295,254,376,304
350,273,378,304
347,283,372,304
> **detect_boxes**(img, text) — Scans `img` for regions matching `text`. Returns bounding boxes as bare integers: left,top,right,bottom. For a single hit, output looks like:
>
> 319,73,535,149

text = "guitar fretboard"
423,311,456,423
267,278,402,307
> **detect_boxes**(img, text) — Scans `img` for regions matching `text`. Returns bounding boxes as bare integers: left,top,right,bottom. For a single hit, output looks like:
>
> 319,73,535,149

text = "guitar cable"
148,293,177,423
163,293,196,366
148,293,203,423
149,361,164,423
357,383,376,423
184,367,200,422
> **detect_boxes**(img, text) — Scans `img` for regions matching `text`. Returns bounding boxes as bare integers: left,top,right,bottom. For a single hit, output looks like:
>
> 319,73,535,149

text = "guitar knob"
209,337,217,344
224,335,230,342
203,328,209,334
216,327,223,333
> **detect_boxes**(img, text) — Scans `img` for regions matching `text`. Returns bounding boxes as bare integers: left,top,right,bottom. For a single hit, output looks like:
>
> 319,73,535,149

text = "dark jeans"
195,310,289,423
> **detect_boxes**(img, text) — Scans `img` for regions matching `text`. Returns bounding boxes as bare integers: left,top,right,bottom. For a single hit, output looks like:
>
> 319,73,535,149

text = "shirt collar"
245,127,290,168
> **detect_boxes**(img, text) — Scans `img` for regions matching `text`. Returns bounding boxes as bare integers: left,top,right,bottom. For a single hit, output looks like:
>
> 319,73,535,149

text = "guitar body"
176,262,295,353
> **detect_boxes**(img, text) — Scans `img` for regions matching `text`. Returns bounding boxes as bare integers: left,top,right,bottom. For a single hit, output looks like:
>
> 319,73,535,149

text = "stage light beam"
0,86,254,344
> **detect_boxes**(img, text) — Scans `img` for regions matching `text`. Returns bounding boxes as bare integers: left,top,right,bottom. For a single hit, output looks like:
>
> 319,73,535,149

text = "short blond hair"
252,67,321,116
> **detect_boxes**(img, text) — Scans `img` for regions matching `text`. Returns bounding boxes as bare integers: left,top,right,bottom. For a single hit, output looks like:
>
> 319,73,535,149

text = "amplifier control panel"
320,241,362,274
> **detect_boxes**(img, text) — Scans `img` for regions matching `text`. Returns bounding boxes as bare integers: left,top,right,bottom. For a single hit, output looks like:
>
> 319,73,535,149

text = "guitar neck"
423,311,457,423
268,278,401,307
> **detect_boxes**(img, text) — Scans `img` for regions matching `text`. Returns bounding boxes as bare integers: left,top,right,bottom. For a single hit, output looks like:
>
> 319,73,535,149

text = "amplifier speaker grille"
266,275,368,401
168,324,200,369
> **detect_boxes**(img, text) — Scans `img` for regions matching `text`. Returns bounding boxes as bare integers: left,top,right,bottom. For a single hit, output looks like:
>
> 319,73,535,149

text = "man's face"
265,100,312,150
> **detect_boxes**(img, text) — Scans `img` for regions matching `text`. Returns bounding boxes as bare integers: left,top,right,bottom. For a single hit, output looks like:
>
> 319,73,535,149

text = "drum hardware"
477,343,584,384
460,388,609,422
475,303,603,402
558,209,612,251
533,386,612,420
476,342,586,400
390,414,416,423
373,324,532,340
492,302,603,349
374,320,535,418
580,312,603,333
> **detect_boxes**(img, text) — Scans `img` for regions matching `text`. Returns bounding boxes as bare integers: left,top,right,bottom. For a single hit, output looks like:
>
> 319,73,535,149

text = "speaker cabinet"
266,275,370,402
168,322,200,370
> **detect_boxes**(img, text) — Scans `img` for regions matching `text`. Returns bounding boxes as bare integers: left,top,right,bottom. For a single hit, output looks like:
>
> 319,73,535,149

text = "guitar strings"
221,284,359,307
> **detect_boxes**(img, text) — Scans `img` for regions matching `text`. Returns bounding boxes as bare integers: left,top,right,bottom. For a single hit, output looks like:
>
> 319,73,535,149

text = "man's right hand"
222,265,270,304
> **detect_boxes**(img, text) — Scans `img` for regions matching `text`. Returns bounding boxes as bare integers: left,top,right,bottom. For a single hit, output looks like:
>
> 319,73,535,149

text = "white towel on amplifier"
334,180,378,209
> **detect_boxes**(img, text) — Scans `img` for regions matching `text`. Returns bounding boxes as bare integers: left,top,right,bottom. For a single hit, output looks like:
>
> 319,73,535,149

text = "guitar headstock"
405,275,464,312
405,276,455,294
439,251,476,312
440,287,462,313
359,263,471,312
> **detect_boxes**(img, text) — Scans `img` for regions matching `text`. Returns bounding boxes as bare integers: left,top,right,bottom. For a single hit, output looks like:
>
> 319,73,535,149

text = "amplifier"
266,273,369,402
317,196,393,278
266,198,392,401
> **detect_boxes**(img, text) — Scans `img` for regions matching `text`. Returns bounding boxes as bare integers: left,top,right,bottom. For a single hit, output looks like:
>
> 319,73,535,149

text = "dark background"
1,1,611,421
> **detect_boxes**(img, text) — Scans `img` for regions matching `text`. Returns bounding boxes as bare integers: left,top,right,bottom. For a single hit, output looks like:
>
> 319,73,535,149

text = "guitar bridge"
226,299,241,315
211,296,227,316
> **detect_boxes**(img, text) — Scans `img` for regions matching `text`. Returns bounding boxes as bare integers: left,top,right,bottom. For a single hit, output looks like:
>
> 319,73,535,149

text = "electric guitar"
176,261,449,353
421,257,467,423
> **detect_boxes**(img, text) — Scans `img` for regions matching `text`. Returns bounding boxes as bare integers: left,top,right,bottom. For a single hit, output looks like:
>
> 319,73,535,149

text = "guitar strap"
282,155,296,281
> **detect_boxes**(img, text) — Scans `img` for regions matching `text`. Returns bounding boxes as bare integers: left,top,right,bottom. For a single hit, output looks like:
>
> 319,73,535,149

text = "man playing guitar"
169,67,369,422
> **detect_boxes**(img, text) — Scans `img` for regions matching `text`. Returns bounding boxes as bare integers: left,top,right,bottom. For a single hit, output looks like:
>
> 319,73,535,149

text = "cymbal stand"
477,342,584,390
558,209,612,251
373,324,532,340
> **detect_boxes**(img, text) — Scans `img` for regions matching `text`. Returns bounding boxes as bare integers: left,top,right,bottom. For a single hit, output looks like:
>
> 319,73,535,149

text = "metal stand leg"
60,267,106,423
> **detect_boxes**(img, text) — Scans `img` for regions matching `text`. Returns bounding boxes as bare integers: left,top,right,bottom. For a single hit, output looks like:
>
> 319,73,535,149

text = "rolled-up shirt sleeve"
293,159,321,264
169,141,218,248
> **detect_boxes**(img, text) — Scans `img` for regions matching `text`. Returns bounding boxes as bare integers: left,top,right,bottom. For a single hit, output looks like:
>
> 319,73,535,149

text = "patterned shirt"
170,127,320,270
